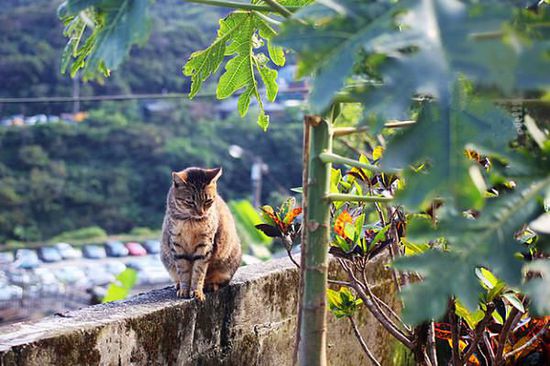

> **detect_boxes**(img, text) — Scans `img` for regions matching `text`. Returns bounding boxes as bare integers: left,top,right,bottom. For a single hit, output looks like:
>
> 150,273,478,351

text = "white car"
54,242,82,260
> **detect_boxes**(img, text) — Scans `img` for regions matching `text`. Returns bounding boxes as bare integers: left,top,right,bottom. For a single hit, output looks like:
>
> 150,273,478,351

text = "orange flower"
334,211,353,238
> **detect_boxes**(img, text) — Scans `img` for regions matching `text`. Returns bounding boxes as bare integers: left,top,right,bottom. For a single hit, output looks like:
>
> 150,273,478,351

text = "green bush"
51,226,107,243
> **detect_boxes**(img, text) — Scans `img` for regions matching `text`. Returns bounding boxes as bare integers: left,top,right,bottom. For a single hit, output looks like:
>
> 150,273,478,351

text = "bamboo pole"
298,113,333,366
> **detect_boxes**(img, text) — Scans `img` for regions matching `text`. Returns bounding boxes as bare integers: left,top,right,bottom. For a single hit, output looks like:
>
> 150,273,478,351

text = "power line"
0,93,212,104
0,88,310,104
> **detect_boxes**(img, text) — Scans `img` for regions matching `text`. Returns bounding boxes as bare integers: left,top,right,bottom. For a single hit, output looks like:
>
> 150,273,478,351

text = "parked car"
14,249,40,269
0,284,23,304
82,245,106,259
126,259,148,272
37,247,63,263
104,240,129,257
142,240,160,254
54,266,88,286
85,268,115,287
0,251,14,266
125,242,147,256
104,261,126,275
54,242,81,260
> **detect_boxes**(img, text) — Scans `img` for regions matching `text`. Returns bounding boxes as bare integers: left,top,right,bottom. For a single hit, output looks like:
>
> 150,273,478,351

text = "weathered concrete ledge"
0,256,399,365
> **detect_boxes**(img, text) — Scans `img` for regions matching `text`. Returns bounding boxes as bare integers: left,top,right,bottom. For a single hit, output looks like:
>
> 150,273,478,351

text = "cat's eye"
205,198,214,206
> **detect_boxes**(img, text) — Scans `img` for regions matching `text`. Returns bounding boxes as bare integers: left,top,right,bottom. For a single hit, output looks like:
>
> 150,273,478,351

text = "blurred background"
0,0,306,327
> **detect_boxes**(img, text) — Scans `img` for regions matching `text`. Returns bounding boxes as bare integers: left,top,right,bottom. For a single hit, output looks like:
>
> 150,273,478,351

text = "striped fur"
160,167,242,301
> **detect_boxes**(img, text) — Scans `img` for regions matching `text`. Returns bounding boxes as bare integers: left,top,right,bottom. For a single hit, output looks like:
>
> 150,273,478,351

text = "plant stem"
503,321,548,359
427,321,438,366
462,303,496,363
332,121,415,136
349,316,382,366
483,333,495,364
252,10,282,25
298,114,333,366
340,261,414,349
261,0,293,17
293,115,311,365
319,151,399,174
494,307,521,365
325,193,394,203
183,0,299,13
449,300,462,365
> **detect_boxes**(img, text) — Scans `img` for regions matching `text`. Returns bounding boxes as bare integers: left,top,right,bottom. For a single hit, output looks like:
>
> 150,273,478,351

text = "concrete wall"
0,256,399,366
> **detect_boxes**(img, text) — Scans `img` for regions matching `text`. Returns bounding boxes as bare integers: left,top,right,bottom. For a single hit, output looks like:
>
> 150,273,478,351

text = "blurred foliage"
102,268,138,303
51,226,107,243
0,0,224,115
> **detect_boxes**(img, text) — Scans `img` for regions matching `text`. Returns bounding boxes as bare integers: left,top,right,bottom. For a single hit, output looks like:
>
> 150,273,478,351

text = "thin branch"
286,248,300,268
483,333,495,365
183,0,299,13
341,262,414,349
494,307,521,365
252,10,281,25
328,279,353,287
361,265,411,336
319,151,398,174
326,193,394,203
349,316,382,366
261,0,293,18
462,303,496,363
503,321,548,360
449,299,462,366
427,321,438,366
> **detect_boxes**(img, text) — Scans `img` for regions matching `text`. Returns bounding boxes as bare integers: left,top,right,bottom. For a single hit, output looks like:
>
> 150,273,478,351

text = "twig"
286,248,300,268
361,266,411,335
503,321,548,360
183,0,299,13
482,333,495,365
341,261,414,349
427,321,438,366
449,299,462,365
328,279,353,287
494,307,521,365
349,316,382,366
262,0,294,18
461,303,496,363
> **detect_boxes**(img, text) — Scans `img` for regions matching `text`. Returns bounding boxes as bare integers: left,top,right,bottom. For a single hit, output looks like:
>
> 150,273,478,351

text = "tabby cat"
160,167,241,301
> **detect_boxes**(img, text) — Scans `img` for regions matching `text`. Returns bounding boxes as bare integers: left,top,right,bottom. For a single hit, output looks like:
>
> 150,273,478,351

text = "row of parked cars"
0,240,161,270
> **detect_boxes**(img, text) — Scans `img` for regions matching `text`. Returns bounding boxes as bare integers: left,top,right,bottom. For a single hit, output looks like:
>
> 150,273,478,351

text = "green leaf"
102,268,137,303
395,176,549,323
327,286,363,318
183,12,282,129
381,82,516,210
117,268,137,289
455,301,485,330
502,293,525,313
59,0,151,79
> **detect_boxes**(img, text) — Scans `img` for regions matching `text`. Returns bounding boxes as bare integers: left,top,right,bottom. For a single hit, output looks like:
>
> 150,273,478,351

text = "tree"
57,0,550,364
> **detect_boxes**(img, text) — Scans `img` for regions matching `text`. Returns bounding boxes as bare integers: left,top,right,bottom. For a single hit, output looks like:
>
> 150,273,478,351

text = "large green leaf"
184,12,285,130
394,175,549,324
58,0,151,79
276,0,550,114
381,83,516,210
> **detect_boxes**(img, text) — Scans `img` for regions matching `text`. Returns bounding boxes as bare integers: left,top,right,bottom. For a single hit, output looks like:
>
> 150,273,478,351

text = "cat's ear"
206,167,223,184
172,171,187,188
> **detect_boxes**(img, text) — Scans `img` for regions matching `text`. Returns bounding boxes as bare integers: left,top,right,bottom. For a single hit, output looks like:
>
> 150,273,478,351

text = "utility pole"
72,73,80,114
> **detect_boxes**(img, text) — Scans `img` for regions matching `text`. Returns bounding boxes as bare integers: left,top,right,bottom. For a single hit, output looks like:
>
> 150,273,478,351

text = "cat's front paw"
176,285,190,298
191,288,205,302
